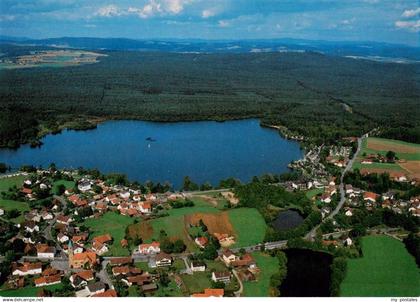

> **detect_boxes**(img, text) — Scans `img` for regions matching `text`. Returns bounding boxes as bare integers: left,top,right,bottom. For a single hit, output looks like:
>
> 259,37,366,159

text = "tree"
182,176,199,191
56,184,66,195
173,239,186,253
0,162,8,173
160,238,174,254
159,271,170,287
386,150,396,161
211,281,225,289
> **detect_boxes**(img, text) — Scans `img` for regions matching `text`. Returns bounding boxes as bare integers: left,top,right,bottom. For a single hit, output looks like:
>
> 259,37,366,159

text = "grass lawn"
83,211,136,256
0,175,25,192
243,252,279,297
0,175,30,223
228,208,267,248
52,179,75,195
135,261,150,271
0,284,63,297
340,235,420,297
0,199,30,223
153,279,183,297
305,188,323,199
180,272,212,294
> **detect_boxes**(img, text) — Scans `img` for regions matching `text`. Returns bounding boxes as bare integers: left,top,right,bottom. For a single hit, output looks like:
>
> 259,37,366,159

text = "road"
305,133,365,240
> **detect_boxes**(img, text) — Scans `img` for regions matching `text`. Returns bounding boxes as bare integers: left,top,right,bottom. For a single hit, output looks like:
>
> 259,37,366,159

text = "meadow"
82,211,136,256
340,235,420,297
0,175,28,223
242,252,279,297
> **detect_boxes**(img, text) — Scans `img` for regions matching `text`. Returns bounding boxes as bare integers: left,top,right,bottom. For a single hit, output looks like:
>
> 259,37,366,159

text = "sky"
0,0,419,46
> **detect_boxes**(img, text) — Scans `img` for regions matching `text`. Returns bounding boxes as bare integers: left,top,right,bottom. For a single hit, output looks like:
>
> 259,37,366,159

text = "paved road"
99,260,114,290
305,133,365,240
232,269,243,297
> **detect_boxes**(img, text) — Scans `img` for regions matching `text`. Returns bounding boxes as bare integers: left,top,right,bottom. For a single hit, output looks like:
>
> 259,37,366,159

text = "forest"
0,44,419,147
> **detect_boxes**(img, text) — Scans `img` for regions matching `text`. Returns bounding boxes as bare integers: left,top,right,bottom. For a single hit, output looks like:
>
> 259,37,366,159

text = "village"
0,135,419,297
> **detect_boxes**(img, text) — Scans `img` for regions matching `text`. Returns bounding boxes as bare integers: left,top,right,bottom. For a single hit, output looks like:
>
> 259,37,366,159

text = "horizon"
1,1,419,47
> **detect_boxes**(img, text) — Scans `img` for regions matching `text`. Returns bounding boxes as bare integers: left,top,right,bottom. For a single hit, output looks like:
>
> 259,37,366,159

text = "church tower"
68,240,74,269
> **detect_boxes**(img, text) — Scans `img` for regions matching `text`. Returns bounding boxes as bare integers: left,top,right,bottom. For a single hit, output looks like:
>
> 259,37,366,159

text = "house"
231,253,257,270
122,274,152,286
120,239,128,248
12,262,42,276
120,191,131,199
70,251,97,269
142,283,158,292
112,266,142,277
345,184,353,194
221,249,237,265
21,187,33,196
92,290,118,297
57,233,69,243
7,276,25,289
41,211,54,221
92,241,108,255
92,234,113,245
56,215,72,225
138,242,160,254
190,261,206,272
345,208,353,217
195,237,208,249
344,237,353,246
211,271,231,284
70,271,94,288
393,173,407,182
239,270,256,282
192,289,224,297
78,180,92,192
320,193,332,203
109,257,132,266
361,159,373,164
0,208,4,216
363,192,379,203
139,202,152,214
23,221,39,233
155,253,172,267
87,281,106,296
36,244,55,259
72,233,89,245
34,275,61,287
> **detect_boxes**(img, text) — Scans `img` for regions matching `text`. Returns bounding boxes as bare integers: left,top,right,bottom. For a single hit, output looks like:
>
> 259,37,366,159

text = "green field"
352,161,404,171
83,211,136,256
0,175,25,192
243,252,279,297
340,235,420,297
229,208,267,248
305,188,323,200
180,272,212,294
0,284,63,297
0,175,29,223
52,179,75,195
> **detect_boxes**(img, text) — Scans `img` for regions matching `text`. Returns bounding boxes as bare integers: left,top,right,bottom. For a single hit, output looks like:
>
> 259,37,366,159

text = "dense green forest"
1,44,419,147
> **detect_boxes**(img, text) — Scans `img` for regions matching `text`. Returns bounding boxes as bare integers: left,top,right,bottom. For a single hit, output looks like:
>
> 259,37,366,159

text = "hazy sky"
1,0,419,46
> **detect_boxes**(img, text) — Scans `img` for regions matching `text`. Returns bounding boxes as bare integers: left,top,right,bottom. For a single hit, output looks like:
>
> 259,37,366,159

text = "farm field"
355,137,420,180
340,235,420,297
128,201,267,251
243,252,279,297
83,211,136,256
0,284,63,297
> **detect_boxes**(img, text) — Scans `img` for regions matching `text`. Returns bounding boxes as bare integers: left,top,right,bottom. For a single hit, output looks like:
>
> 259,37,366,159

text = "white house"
345,209,353,217
221,249,237,265
0,208,4,216
211,272,231,284
78,180,92,192
36,244,56,259
155,253,172,267
12,262,42,276
138,242,160,254
190,261,206,272
57,233,69,243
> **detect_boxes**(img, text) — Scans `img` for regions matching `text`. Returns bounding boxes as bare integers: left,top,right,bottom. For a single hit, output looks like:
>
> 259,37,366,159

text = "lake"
0,119,303,188
272,210,304,231
280,249,333,297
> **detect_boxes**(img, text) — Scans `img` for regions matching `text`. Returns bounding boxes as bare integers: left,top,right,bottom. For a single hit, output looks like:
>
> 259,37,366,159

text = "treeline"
1,46,419,147
234,182,322,241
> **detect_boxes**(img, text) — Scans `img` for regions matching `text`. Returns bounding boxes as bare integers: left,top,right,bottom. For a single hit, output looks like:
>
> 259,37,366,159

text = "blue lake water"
0,119,303,188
